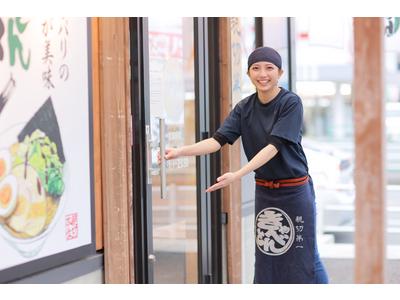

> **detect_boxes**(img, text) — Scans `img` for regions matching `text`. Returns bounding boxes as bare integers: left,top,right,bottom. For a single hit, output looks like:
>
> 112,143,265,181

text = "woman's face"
247,61,283,93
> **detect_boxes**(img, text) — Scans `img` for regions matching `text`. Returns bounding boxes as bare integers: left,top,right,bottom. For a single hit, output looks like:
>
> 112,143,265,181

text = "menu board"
0,18,94,282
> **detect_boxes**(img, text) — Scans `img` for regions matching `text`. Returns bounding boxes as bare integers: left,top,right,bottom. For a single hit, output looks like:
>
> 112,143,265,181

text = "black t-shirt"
214,87,309,181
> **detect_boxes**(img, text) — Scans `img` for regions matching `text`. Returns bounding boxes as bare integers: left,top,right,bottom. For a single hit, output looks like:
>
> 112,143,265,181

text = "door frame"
130,17,222,284
129,17,153,283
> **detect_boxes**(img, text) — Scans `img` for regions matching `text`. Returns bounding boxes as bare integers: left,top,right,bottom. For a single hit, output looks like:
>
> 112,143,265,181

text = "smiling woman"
162,46,329,284
247,61,283,103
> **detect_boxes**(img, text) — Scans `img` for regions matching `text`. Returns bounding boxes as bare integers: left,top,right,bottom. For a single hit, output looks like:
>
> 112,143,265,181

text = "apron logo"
255,207,295,256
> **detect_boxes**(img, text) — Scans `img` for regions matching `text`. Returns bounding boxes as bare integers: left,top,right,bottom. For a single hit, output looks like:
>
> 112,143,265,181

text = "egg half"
0,150,11,180
8,164,47,237
0,175,18,218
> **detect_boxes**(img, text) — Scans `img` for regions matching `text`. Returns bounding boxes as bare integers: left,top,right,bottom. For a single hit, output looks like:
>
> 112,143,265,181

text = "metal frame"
287,17,296,92
255,17,264,48
0,17,96,283
12,253,103,283
206,17,223,284
129,17,153,283
194,17,224,284
194,17,212,284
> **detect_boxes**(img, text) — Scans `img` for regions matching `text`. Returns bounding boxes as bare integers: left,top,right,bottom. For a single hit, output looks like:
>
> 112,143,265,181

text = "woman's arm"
205,144,278,192
164,137,221,160
235,144,278,178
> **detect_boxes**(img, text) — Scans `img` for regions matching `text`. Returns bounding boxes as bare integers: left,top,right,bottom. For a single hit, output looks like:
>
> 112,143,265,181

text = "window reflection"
295,19,356,280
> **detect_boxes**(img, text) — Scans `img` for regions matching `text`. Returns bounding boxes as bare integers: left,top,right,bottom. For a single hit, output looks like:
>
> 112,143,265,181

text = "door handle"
145,125,153,184
146,120,167,198
159,118,167,199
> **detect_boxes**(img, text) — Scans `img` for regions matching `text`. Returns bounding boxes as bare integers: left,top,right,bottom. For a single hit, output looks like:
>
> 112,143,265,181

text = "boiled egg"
8,164,47,237
0,150,11,180
0,175,18,218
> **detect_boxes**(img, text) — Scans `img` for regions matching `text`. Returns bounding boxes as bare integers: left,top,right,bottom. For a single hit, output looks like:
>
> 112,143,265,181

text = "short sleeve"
268,135,286,151
270,98,303,144
215,102,242,145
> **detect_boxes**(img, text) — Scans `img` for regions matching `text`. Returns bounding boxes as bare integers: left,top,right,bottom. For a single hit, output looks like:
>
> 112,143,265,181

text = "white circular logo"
255,207,295,256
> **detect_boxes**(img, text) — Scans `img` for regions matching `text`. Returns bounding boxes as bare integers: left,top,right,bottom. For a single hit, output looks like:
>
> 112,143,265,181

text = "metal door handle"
145,125,153,184
159,118,167,199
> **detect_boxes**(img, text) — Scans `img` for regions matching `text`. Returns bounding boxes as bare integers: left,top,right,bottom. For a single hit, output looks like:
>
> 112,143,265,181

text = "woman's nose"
258,70,268,77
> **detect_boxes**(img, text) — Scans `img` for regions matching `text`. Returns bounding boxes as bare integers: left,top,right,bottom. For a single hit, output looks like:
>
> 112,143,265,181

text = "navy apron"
253,176,328,284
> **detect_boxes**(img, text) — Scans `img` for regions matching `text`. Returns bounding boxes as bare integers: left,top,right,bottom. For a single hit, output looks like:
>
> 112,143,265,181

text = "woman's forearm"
235,144,278,178
179,137,221,156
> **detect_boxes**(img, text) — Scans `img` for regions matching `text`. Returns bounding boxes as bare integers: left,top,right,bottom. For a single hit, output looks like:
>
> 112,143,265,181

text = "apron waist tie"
255,175,309,189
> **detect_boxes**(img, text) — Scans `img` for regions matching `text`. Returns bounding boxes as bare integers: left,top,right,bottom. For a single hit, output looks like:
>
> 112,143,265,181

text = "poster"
0,18,94,282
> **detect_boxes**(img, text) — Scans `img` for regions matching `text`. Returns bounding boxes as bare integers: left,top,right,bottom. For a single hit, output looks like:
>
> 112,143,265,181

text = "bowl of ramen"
0,129,65,257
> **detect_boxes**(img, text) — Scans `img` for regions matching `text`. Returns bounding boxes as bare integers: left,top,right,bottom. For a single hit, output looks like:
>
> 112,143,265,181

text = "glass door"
146,17,199,283
131,17,219,284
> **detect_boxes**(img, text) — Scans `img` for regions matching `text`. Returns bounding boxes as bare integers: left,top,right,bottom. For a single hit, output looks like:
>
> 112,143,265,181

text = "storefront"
0,17,389,284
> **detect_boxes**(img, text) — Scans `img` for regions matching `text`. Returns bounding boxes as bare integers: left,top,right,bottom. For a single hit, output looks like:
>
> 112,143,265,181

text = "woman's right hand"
157,147,182,164
165,147,182,160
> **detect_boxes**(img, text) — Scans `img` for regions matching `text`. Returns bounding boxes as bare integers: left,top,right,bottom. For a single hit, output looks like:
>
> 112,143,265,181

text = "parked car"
302,138,354,190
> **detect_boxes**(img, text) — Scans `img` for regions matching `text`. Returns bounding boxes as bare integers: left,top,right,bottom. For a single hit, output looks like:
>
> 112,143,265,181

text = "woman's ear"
279,69,284,78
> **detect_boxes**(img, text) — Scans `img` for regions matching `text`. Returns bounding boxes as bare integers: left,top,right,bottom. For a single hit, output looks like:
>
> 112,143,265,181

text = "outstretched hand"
205,172,238,193
157,147,181,164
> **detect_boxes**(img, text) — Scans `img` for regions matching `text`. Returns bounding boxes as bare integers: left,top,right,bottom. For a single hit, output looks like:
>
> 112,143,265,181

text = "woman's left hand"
205,172,239,193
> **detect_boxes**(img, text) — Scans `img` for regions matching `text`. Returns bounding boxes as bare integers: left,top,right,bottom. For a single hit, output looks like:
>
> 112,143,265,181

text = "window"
384,17,400,281
295,17,355,282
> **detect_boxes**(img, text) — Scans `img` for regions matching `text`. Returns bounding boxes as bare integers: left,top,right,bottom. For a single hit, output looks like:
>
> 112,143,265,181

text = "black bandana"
248,46,282,70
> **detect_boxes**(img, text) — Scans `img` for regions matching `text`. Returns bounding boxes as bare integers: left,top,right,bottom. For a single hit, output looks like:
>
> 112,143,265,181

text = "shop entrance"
130,17,221,284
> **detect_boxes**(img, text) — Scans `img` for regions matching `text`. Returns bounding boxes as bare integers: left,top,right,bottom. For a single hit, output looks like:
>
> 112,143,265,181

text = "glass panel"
384,17,400,282
148,17,198,283
295,17,355,283
262,18,290,89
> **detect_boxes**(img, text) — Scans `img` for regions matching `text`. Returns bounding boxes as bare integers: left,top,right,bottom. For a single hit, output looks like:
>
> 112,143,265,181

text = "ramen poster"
0,18,93,277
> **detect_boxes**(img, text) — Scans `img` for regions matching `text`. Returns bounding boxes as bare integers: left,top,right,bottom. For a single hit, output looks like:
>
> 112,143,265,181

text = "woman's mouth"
257,80,269,86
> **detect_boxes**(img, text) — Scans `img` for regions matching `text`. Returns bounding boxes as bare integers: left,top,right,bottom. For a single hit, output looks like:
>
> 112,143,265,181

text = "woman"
162,46,329,284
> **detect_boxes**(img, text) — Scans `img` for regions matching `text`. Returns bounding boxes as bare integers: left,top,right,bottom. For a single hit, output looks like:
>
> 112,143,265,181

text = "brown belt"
255,175,309,189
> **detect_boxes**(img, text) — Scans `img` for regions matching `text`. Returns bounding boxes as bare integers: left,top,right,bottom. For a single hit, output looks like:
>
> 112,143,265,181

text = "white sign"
0,18,93,281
